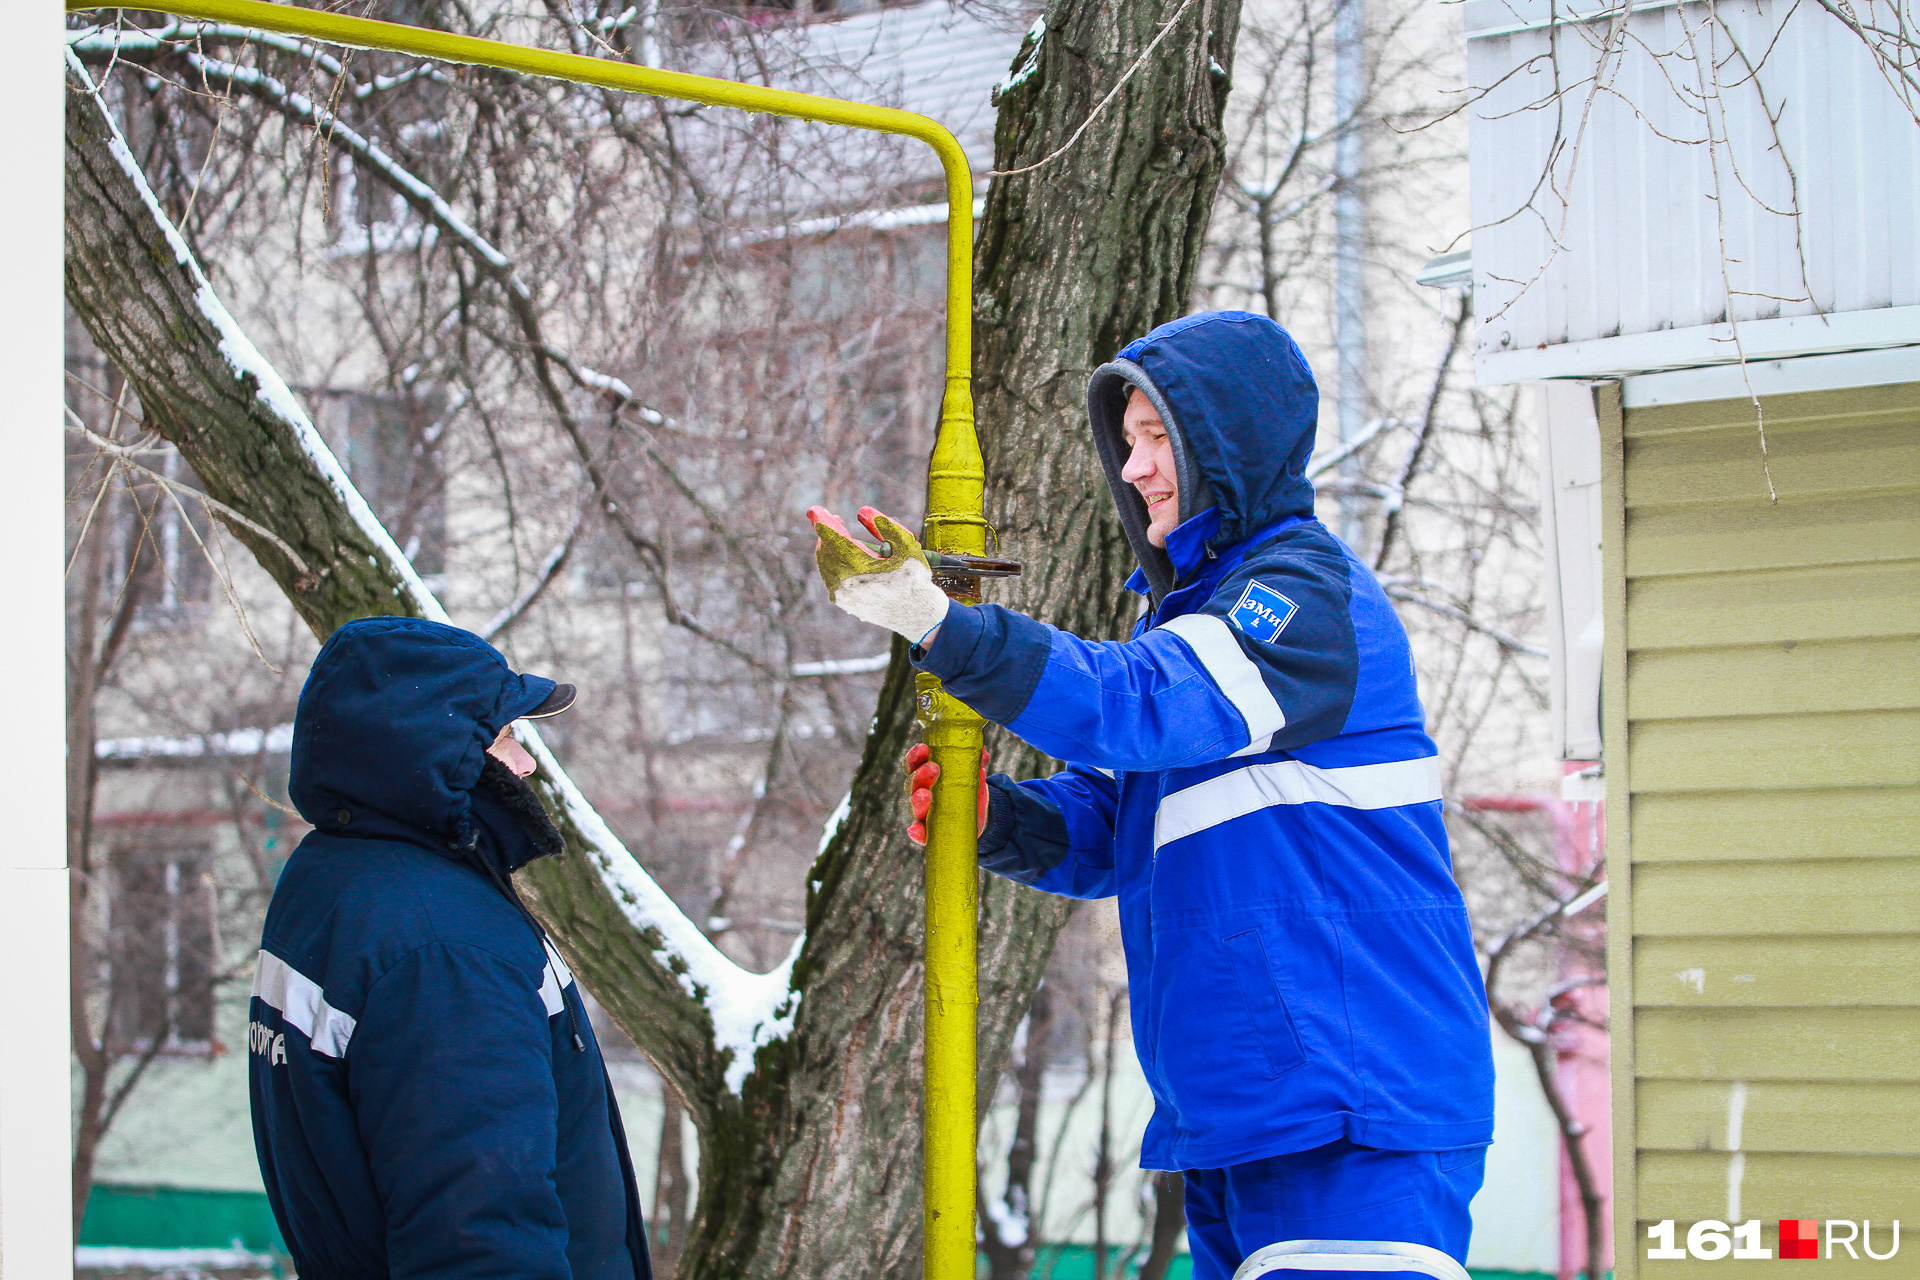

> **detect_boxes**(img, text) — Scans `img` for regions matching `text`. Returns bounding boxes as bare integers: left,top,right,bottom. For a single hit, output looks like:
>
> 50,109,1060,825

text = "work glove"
905,744,990,847
805,506,952,646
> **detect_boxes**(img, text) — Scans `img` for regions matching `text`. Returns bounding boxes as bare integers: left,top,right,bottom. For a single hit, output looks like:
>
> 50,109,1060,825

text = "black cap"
523,683,576,718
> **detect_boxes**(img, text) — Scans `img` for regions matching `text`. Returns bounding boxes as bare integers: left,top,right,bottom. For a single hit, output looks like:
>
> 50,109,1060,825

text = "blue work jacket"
250,619,649,1280
914,312,1494,1172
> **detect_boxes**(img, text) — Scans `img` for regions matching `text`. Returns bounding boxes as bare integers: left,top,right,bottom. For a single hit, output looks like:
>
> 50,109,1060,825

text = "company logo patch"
1228,580,1298,643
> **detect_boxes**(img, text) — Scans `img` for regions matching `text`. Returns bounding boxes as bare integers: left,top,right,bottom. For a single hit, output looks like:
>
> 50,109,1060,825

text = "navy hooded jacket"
249,618,650,1280
913,312,1494,1171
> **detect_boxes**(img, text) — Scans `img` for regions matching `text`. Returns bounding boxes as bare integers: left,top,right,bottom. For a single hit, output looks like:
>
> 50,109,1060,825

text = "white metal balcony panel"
1465,0,1920,370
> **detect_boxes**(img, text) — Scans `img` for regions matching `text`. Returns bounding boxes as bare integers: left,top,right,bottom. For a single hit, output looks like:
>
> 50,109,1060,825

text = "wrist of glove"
833,556,950,644
809,507,952,644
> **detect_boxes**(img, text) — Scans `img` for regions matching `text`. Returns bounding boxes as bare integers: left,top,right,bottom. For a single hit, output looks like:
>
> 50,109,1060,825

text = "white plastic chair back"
1231,1239,1472,1280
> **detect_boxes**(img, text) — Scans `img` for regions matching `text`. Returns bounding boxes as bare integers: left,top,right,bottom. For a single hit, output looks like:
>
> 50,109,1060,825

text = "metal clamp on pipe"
928,552,1021,604
867,542,1022,604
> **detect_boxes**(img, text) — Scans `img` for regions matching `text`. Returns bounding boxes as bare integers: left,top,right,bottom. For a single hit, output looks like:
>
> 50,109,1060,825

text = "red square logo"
1780,1220,1819,1259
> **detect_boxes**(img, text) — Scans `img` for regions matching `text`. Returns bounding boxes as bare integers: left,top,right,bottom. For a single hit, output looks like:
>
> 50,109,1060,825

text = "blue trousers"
1182,1139,1486,1280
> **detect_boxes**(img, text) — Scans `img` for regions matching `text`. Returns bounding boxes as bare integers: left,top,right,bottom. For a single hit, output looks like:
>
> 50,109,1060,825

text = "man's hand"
806,506,950,646
905,744,990,847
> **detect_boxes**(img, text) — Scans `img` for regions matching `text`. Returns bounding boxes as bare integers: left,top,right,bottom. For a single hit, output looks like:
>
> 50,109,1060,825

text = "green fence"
1010,1250,1553,1280
81,1185,1561,1280
80,1183,287,1255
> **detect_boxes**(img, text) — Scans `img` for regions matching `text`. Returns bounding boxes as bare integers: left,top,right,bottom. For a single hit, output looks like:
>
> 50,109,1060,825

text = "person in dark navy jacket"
809,312,1494,1278
248,617,650,1280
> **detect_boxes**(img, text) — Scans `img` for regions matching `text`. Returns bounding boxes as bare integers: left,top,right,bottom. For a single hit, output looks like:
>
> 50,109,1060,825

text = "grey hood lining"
1086,359,1214,607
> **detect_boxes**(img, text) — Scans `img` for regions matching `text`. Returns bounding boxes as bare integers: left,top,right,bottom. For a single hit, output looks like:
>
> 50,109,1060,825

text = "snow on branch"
1307,415,1400,479
77,35,775,682
68,50,444,624
527,729,802,1093
791,652,891,677
480,508,587,643
67,20,450,97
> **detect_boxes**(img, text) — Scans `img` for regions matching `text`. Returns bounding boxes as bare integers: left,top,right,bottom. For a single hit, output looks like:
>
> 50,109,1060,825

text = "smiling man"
809,311,1493,1278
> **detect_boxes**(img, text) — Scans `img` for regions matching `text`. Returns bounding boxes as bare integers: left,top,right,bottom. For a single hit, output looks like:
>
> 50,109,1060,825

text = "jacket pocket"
1224,927,1307,1079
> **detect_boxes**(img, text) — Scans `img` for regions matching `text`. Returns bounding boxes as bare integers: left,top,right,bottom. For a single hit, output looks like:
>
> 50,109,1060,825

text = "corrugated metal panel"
1465,0,1920,357
1608,380,1920,1272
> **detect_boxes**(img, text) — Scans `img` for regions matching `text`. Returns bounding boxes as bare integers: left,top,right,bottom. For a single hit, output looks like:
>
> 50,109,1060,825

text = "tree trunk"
63,0,1241,1264
1137,1174,1188,1280
981,982,1053,1280
1091,990,1125,1280
654,1083,690,1276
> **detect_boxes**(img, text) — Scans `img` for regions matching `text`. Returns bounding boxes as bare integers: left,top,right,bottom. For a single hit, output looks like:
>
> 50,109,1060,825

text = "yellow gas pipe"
66,1,985,1272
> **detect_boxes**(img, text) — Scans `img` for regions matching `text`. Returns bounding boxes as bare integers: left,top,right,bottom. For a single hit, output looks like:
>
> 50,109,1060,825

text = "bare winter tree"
63,0,1244,1274
64,320,320,1242
1481,863,1608,1280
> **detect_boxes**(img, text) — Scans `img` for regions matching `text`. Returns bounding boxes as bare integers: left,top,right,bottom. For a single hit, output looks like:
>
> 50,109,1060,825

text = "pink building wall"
1552,787,1612,1280
1463,782,1613,1279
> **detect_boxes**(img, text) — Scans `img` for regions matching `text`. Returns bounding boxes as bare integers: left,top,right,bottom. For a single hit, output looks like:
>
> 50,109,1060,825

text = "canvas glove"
806,506,951,645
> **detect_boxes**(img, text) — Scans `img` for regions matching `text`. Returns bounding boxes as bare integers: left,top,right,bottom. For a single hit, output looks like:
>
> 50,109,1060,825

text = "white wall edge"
1474,305,1920,386
1464,0,1686,40
1622,346,1920,408
2,4,74,1274
1,870,74,1277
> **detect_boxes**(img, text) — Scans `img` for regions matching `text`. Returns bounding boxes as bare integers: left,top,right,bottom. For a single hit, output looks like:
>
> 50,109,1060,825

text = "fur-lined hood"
1086,311,1320,604
289,617,563,873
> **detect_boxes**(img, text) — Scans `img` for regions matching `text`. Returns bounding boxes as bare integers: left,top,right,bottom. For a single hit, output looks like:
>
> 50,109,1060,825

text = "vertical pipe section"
915,670,981,1280
918,140,983,1280
66,3,987,1273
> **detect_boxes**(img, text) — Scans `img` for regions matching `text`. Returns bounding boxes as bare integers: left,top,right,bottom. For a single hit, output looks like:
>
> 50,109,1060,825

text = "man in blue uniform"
248,618,651,1280
809,312,1493,1276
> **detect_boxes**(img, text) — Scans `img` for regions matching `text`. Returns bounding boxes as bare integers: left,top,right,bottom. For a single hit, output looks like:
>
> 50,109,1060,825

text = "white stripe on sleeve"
252,950,358,1058
538,940,575,1017
1154,755,1443,850
1158,613,1287,744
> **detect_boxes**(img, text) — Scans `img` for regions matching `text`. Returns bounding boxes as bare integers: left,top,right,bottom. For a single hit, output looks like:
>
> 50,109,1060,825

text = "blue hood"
1087,311,1320,602
289,617,560,862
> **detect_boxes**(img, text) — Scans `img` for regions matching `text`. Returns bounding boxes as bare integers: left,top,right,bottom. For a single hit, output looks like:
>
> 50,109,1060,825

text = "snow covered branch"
791,652,892,677
479,508,586,643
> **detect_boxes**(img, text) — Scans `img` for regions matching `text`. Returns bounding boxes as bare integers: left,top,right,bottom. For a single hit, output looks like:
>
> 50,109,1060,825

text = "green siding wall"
1603,381,1920,1276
